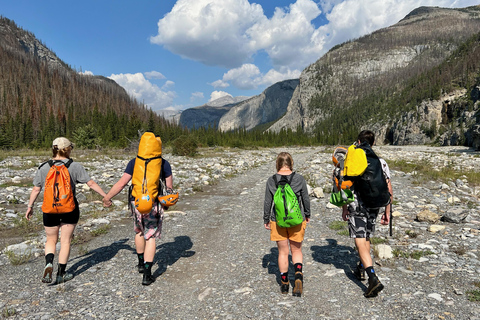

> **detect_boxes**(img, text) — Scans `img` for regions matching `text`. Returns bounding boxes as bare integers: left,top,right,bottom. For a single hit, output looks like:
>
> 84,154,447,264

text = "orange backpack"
131,133,162,214
41,159,76,214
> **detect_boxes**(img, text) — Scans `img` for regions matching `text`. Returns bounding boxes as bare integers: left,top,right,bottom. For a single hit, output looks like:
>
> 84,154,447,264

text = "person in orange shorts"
263,152,311,296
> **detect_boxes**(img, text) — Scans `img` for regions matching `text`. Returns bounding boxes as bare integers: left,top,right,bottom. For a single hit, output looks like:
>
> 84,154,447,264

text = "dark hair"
276,152,293,171
358,130,375,146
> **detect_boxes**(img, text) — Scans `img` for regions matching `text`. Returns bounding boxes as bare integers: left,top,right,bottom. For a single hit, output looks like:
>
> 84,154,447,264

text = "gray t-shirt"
263,172,311,224
33,159,91,196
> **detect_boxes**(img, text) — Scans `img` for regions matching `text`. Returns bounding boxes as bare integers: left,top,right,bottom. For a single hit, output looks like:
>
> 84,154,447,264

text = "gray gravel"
0,146,480,319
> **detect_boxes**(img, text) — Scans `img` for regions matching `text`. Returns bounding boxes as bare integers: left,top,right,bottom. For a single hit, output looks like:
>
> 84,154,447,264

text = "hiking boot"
292,271,303,297
353,262,366,281
364,275,384,298
142,273,155,286
280,280,289,294
56,272,74,284
137,263,145,274
42,263,53,283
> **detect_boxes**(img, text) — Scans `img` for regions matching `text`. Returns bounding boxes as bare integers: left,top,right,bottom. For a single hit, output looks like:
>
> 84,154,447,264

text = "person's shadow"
153,235,195,277
262,247,297,286
310,239,366,291
54,238,134,285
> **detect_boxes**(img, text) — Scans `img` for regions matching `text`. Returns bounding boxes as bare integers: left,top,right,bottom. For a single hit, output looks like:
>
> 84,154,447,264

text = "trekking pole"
389,203,393,237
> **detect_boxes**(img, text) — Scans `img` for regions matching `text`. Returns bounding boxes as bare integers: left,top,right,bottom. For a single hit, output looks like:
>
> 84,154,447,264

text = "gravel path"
1,147,479,319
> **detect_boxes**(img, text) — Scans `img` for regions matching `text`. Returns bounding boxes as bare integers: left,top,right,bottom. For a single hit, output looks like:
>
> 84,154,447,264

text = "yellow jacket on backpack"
344,144,368,177
131,133,162,213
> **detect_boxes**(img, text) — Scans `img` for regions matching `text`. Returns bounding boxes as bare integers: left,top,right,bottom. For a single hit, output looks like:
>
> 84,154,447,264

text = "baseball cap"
52,137,74,149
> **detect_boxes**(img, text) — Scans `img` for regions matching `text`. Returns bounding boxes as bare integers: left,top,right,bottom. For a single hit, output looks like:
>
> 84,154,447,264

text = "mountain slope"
268,5,480,147
0,17,174,148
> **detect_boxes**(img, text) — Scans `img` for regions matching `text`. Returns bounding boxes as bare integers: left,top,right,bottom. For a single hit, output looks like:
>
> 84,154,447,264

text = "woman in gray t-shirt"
25,137,107,284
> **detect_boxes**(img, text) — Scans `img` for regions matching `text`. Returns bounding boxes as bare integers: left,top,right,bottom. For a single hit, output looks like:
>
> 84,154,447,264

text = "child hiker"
342,130,393,298
263,152,310,296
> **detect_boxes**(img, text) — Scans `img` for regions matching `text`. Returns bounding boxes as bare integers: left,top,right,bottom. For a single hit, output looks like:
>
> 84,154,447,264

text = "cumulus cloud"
108,73,177,111
209,91,232,102
152,0,475,71
212,64,301,90
79,70,94,76
144,71,166,79
190,91,204,102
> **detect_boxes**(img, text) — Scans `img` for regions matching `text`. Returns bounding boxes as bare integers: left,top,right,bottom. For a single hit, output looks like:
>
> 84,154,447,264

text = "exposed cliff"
218,79,299,131
268,6,480,148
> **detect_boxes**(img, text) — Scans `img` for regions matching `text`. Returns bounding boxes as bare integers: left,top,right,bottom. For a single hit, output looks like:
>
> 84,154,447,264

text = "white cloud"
79,70,94,76
209,91,232,102
144,71,166,79
150,0,264,68
190,91,204,102
108,73,177,111
151,0,476,73
212,64,301,90
210,79,229,89
162,80,175,90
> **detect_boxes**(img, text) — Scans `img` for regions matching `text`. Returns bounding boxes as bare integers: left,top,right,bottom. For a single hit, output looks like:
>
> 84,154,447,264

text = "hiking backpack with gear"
41,159,76,214
347,142,391,209
272,173,303,228
329,146,354,207
131,132,163,215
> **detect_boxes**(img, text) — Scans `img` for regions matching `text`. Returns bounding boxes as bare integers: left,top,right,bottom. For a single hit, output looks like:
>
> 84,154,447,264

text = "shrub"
172,135,198,156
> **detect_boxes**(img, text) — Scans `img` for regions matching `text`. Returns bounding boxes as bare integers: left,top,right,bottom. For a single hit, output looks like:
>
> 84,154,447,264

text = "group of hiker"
25,130,392,298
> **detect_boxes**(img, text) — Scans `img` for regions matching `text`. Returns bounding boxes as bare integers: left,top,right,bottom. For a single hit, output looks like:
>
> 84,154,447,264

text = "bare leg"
135,233,146,254
58,223,76,264
144,238,156,262
44,226,60,256
355,238,372,268
276,240,289,273
289,240,303,265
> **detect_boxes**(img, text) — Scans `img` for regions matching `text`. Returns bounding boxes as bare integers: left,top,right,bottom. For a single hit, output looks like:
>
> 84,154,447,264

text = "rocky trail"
0,146,479,319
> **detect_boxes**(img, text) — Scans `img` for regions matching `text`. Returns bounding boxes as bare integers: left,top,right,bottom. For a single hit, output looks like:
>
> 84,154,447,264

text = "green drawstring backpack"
273,173,303,228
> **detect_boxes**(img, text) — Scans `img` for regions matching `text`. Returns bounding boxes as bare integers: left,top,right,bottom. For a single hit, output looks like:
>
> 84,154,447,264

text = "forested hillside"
0,17,181,149
270,6,480,147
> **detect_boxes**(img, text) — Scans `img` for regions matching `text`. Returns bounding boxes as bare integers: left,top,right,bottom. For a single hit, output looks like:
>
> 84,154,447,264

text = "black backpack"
353,142,390,208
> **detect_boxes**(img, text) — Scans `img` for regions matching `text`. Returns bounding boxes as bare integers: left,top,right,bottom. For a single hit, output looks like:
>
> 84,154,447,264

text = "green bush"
172,135,198,156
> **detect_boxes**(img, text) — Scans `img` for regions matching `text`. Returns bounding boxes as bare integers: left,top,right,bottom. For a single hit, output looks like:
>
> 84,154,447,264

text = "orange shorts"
270,220,307,243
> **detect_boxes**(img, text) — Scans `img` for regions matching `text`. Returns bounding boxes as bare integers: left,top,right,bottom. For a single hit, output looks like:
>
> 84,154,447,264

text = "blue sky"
1,0,478,115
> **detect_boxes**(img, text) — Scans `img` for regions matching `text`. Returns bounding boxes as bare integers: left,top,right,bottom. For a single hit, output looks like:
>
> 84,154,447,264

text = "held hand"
305,217,311,224
103,198,113,208
25,207,33,221
342,210,349,221
264,222,271,230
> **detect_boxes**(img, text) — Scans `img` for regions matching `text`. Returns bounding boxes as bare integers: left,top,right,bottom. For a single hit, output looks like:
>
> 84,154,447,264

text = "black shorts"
43,199,80,227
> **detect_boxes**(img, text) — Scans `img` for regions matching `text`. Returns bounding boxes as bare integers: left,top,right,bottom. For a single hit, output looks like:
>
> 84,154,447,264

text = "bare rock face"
218,79,299,131
179,96,249,130
267,6,480,147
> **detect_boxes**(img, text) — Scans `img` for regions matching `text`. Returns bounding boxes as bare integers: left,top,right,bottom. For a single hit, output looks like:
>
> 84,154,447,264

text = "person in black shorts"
25,137,107,284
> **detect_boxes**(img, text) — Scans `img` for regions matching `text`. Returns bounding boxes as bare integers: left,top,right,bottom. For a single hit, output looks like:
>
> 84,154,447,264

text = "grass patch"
10,216,43,235
389,158,480,187
2,307,16,318
89,225,110,237
467,282,480,302
329,220,348,230
392,248,435,259
192,185,204,192
405,230,418,238
4,249,33,265
370,237,387,245
328,220,349,236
